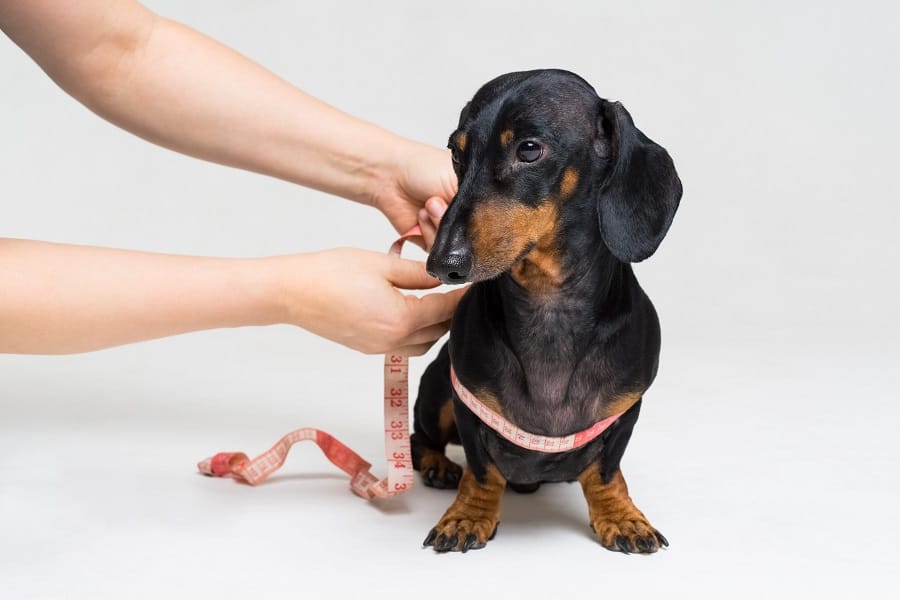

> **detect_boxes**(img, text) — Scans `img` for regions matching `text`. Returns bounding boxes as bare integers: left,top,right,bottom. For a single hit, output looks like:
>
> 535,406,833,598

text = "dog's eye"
516,141,543,163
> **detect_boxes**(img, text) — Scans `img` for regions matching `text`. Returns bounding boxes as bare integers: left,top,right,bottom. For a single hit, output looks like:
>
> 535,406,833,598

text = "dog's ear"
594,101,682,263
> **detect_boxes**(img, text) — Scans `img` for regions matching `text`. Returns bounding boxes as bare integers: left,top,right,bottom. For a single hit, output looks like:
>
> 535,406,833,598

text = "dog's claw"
654,530,669,548
435,533,458,553
590,517,666,555
462,533,481,553
423,528,437,547
425,520,497,553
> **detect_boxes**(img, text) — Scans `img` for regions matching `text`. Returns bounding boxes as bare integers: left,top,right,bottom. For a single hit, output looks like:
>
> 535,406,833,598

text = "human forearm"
0,239,464,356
0,0,418,205
0,238,279,354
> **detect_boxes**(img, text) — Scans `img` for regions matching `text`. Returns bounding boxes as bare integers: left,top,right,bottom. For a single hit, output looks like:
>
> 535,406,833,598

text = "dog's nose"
427,247,473,285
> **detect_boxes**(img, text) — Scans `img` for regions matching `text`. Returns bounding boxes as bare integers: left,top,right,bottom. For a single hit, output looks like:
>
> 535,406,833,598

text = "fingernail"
418,208,430,223
426,197,447,219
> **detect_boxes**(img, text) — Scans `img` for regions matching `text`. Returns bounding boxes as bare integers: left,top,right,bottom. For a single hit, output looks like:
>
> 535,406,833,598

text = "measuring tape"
197,230,422,500
450,366,623,452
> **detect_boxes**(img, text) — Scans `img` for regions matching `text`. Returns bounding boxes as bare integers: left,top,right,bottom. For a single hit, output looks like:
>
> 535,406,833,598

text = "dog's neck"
491,212,630,405
498,238,625,342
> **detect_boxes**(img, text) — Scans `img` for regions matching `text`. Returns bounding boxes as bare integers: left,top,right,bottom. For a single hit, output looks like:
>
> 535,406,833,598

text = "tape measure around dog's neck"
196,228,423,500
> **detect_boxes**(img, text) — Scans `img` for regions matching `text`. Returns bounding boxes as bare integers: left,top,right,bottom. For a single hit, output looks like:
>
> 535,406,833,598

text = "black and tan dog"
411,69,682,554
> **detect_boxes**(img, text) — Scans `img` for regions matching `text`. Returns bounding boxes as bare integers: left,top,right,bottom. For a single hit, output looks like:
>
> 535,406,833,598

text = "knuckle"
398,300,420,331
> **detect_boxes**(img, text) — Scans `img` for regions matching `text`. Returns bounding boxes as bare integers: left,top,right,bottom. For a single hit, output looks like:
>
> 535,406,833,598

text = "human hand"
371,141,456,249
270,247,466,355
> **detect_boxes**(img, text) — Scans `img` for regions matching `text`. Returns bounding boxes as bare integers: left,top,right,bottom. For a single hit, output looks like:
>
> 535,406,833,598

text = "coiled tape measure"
197,229,422,500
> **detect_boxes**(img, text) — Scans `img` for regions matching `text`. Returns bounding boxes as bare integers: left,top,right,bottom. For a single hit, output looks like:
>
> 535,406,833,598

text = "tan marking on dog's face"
464,163,583,293
469,200,559,286
455,132,468,152
510,247,564,294
499,129,514,148
559,166,580,198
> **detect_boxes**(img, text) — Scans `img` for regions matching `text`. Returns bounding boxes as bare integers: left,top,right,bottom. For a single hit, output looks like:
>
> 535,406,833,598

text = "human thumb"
386,256,442,290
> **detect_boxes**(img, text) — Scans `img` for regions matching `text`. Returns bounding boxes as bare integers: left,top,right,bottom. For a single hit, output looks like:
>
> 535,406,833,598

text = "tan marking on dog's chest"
438,398,458,443
470,387,505,417
601,391,642,420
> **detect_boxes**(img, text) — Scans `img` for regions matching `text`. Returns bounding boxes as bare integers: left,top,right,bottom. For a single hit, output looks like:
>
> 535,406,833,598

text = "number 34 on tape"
197,353,414,500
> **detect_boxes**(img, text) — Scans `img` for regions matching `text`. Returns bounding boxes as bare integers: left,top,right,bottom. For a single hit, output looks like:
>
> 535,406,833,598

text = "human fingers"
425,197,448,228
404,287,467,329
399,320,451,347
391,341,440,357
385,256,442,290
418,208,437,250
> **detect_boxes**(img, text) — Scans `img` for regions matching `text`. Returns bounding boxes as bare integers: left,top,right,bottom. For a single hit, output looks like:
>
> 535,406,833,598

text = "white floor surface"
2,334,897,599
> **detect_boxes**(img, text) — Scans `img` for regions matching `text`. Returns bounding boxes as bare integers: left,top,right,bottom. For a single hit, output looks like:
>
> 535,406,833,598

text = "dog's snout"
427,246,473,285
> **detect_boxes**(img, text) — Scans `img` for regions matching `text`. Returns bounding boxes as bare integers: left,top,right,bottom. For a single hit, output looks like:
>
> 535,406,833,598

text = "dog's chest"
499,308,611,437
453,282,637,438
499,355,609,437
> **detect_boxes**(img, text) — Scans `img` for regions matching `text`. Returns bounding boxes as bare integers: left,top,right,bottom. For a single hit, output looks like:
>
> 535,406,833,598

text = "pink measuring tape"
197,229,422,500
450,366,623,453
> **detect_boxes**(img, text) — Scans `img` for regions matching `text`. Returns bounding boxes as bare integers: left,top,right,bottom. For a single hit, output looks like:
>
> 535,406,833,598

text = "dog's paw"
423,465,505,553
418,450,462,490
423,517,499,553
590,517,668,554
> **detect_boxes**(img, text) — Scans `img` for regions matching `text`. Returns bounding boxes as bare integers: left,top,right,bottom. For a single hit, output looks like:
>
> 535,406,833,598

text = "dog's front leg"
579,463,668,554
423,464,506,553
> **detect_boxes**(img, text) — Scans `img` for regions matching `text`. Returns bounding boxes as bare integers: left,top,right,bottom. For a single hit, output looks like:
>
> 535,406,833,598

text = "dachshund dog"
411,69,682,554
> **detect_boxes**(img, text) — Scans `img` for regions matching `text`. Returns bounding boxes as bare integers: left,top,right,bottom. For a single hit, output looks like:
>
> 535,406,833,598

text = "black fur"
414,69,681,549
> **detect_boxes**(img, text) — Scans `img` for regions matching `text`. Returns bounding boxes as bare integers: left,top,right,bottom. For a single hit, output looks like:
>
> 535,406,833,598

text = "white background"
2,1,899,598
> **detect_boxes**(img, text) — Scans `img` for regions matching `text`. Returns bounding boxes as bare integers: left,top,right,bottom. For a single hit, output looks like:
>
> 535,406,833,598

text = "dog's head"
427,69,682,287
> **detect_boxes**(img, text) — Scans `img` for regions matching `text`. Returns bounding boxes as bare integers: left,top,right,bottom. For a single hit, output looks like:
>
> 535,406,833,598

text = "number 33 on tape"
197,230,423,501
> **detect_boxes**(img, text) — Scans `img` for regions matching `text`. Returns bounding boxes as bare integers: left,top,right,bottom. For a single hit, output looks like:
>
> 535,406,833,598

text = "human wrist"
350,128,415,207
228,256,292,328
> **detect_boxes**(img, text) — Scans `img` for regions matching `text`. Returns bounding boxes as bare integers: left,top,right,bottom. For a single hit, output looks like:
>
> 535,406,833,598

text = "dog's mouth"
510,241,538,268
450,240,537,285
